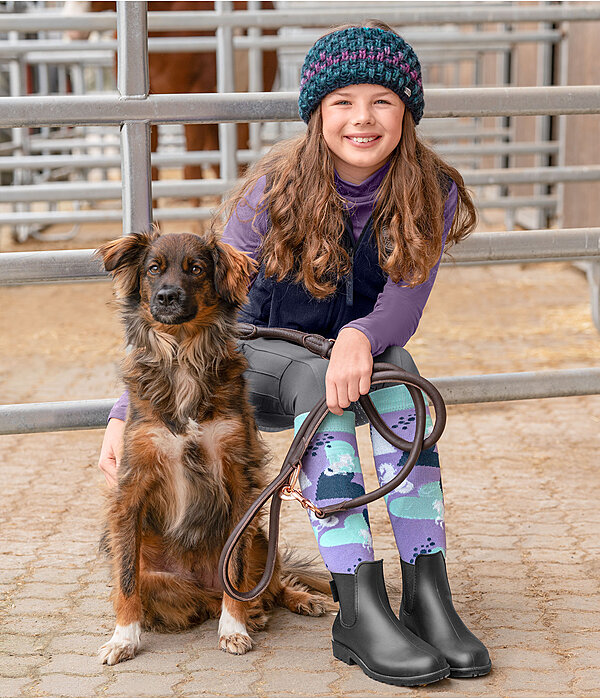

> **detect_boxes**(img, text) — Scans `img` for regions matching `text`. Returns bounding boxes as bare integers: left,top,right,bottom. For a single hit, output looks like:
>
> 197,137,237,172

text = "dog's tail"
280,548,332,597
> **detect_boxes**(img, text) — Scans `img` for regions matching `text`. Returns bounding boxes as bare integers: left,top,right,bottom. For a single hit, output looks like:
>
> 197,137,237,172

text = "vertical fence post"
247,0,263,160
497,24,512,208
535,7,553,229
116,0,152,235
216,0,238,184
501,24,515,231
8,26,31,242
556,19,569,230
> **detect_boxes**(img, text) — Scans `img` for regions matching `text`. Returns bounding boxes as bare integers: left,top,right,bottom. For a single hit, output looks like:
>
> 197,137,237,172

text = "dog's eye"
190,264,202,275
148,264,160,275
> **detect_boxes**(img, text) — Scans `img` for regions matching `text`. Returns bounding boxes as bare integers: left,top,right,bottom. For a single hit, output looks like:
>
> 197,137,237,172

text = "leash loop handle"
238,322,335,359
219,326,446,602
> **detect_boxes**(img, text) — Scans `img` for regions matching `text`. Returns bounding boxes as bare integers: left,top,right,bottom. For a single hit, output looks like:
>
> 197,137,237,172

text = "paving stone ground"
1,220,599,697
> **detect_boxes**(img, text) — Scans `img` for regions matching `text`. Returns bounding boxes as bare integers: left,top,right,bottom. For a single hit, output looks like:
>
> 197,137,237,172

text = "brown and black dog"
95,230,328,666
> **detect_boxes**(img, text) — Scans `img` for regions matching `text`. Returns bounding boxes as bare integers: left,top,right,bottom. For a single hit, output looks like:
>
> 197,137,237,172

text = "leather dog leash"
218,323,446,602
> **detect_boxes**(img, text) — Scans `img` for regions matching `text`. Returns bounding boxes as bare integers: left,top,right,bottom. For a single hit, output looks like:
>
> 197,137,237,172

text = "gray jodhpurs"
238,338,420,433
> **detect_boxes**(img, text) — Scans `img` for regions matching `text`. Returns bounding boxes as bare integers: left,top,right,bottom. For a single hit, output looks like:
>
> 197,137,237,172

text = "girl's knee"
281,357,329,416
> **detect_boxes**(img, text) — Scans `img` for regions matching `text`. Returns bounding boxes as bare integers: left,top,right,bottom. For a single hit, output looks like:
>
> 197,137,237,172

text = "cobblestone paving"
1,243,599,696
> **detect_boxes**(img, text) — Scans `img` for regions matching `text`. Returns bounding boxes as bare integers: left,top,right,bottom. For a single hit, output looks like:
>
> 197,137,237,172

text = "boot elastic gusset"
400,552,492,678
331,560,450,687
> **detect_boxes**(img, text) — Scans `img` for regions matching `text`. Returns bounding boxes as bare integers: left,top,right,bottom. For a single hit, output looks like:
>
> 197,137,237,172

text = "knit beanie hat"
298,26,424,125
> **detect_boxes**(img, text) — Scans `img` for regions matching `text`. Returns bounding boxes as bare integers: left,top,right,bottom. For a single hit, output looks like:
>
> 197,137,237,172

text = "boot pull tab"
329,579,339,602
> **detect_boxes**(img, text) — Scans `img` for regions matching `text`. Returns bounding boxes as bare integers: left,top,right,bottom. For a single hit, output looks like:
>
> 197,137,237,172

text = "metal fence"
0,1,599,435
2,1,600,234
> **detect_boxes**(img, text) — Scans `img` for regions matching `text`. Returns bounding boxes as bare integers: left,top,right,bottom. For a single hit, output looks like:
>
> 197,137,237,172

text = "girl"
100,21,491,687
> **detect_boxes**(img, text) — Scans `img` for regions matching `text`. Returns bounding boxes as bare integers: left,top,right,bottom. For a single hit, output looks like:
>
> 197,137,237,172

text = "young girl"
100,21,491,687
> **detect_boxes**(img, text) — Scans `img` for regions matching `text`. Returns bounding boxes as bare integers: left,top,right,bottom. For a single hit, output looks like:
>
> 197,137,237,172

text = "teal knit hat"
298,26,424,125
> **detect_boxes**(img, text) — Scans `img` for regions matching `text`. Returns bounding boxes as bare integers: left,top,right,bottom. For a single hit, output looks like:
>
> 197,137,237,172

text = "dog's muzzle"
150,285,196,324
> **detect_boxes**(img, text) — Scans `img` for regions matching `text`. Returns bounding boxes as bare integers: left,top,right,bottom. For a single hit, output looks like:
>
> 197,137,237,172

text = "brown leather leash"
218,323,446,602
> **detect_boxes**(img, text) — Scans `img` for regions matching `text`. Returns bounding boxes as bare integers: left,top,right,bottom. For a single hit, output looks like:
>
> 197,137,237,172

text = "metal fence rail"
3,367,600,436
2,4,599,234
0,86,597,222
3,5,600,32
2,86,600,127
0,141,563,168
0,1,598,436
0,207,214,226
2,228,600,286
2,165,599,205
0,29,568,56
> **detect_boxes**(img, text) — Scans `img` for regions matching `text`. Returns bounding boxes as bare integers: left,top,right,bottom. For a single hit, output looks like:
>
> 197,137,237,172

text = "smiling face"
320,84,405,184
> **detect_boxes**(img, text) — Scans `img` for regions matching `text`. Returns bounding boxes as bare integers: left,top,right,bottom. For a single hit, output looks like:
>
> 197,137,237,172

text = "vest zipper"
346,249,354,306
344,215,373,307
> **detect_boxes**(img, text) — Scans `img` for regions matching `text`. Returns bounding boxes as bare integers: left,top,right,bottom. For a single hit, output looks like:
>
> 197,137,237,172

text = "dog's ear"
95,231,158,298
212,242,258,307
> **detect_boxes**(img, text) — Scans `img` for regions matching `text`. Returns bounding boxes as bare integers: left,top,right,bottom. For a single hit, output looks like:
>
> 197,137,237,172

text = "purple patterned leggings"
296,385,446,574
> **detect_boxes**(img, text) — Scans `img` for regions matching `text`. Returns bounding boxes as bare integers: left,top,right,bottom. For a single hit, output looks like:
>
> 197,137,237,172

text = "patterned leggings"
239,339,446,574
295,386,445,573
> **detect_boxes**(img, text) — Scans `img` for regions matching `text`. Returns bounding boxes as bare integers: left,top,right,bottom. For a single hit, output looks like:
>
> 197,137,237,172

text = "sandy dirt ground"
1,209,599,697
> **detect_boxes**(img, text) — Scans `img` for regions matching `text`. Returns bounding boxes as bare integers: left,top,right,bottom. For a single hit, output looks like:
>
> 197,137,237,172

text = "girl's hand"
98,418,125,487
326,328,373,416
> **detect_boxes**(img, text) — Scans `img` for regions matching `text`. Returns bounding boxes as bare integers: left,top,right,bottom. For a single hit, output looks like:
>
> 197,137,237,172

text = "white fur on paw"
218,605,252,655
98,622,141,665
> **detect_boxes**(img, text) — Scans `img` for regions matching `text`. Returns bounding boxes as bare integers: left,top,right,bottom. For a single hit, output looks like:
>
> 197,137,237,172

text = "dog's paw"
98,622,141,665
295,594,329,617
246,609,269,633
219,632,253,655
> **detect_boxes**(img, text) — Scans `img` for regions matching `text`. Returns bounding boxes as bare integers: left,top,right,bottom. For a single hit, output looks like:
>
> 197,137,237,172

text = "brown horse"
66,1,278,184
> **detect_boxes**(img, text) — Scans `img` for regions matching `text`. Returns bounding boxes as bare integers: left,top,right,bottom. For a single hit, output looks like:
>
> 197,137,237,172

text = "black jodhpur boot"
330,560,450,687
400,552,492,678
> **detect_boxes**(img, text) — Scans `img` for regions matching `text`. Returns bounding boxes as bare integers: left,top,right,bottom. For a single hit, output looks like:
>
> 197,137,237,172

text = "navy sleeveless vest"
238,217,387,337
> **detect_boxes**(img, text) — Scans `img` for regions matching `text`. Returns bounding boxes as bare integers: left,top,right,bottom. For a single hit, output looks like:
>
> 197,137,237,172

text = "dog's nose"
156,286,183,307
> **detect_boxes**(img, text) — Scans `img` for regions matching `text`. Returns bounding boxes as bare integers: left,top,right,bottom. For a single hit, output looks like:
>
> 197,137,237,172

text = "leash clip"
279,461,324,517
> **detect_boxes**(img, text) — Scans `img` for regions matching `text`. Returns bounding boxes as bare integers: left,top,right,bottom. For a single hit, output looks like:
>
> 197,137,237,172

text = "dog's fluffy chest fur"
144,418,241,550
124,330,243,427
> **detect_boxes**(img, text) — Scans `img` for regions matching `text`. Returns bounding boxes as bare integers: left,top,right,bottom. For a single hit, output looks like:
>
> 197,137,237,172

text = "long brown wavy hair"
215,21,477,298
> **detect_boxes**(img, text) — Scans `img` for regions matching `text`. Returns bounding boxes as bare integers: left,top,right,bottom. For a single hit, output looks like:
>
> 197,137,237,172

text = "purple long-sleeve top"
222,164,457,355
108,165,457,423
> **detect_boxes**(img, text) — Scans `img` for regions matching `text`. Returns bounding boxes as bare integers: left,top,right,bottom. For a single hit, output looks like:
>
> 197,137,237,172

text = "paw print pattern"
308,433,335,457
370,410,430,458
320,551,365,573
346,557,364,573
370,411,416,435
409,537,436,564
389,411,416,432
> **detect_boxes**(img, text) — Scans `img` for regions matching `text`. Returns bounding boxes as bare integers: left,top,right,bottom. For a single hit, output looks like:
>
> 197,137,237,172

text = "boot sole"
450,661,492,678
332,640,451,687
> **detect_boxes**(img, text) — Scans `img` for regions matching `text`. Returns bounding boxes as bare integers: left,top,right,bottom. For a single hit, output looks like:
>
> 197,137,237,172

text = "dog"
95,230,329,666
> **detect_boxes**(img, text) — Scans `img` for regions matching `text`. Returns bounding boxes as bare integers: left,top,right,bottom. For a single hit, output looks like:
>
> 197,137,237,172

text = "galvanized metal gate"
0,1,599,435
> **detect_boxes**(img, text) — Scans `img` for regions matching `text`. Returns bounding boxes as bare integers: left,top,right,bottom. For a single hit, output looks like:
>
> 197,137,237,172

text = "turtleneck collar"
334,161,391,203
